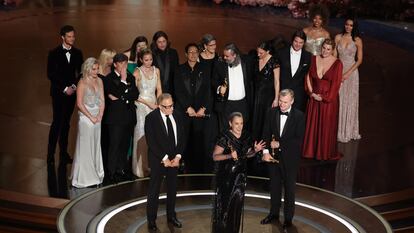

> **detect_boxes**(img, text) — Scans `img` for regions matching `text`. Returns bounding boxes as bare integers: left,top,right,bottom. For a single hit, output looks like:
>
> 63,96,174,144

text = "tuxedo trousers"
267,162,297,221
47,94,76,160
107,124,134,175
147,165,178,221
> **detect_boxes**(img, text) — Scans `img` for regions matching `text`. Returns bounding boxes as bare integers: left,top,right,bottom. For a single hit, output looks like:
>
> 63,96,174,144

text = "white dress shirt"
280,107,291,136
290,46,302,77
62,44,71,63
227,63,246,100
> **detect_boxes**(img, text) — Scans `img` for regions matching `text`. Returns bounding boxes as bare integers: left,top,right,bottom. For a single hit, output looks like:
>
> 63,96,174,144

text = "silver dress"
337,39,361,142
71,87,104,188
305,36,325,56
132,66,158,177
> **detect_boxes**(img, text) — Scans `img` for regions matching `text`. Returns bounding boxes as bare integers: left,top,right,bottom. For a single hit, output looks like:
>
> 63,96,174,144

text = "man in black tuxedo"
145,94,186,230
102,53,138,182
174,43,211,173
260,89,305,228
212,43,253,132
47,25,83,165
277,30,311,112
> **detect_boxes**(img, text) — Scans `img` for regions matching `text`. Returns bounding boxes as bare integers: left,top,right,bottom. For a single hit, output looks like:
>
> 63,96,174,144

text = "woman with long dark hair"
124,36,148,74
334,16,363,142
252,41,280,141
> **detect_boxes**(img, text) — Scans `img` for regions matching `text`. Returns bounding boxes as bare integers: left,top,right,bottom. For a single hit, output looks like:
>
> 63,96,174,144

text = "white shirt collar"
281,106,292,113
62,44,72,50
290,46,301,55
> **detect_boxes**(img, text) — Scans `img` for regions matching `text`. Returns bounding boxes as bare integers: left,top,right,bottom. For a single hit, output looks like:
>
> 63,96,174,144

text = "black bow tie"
63,48,72,54
280,111,289,116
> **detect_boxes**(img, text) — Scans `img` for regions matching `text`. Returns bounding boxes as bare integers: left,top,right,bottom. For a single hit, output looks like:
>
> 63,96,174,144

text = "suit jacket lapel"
156,109,168,137
286,50,293,78
241,60,247,84
281,110,293,137
275,109,281,139
195,66,202,94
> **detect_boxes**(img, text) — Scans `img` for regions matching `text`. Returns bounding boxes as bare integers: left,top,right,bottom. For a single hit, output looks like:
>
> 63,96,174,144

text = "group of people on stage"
46,3,363,231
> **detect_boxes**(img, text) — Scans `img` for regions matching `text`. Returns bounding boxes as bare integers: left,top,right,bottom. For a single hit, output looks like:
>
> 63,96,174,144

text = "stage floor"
0,1,414,230
58,175,391,233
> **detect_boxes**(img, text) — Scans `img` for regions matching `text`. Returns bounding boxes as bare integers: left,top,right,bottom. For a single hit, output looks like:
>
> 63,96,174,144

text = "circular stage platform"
58,175,391,233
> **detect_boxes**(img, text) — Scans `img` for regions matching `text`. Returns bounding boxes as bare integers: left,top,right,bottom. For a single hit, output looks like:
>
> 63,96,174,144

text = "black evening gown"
252,56,280,141
212,130,251,233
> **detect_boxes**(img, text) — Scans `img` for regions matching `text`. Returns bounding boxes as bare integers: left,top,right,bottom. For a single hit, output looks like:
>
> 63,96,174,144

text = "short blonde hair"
81,57,98,78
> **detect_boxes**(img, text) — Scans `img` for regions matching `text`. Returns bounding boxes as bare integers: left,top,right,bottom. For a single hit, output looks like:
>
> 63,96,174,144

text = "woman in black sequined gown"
211,112,265,233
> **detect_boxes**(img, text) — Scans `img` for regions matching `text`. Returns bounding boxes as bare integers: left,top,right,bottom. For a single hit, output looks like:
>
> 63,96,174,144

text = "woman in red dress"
303,39,343,160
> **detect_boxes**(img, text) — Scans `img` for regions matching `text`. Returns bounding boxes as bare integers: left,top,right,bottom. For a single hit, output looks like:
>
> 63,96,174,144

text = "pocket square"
303,63,308,66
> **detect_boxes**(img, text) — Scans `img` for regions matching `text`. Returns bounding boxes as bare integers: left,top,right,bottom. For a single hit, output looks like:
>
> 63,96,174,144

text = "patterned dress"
132,66,158,177
337,39,361,142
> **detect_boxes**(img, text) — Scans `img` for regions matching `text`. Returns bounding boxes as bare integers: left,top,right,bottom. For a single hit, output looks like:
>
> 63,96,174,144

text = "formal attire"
132,66,158,177
102,70,138,179
212,57,254,132
303,56,343,160
212,130,252,233
252,56,279,141
304,36,325,56
337,39,361,143
70,87,104,188
127,62,138,75
262,107,305,223
199,54,219,173
277,46,312,112
152,47,179,95
145,109,186,223
174,62,211,173
47,44,83,163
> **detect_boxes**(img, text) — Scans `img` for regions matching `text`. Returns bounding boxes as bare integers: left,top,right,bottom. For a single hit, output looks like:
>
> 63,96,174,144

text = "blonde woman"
70,57,105,188
132,49,162,177
98,48,116,77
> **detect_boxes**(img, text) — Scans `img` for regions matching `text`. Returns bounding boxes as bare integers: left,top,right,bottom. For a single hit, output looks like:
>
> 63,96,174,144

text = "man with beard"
212,43,253,132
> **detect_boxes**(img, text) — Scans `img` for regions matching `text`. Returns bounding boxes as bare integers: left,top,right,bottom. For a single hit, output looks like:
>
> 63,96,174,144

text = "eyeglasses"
160,104,174,109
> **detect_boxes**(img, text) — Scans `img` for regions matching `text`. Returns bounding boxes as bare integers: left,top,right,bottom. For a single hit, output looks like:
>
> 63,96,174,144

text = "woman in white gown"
132,49,162,177
70,57,105,188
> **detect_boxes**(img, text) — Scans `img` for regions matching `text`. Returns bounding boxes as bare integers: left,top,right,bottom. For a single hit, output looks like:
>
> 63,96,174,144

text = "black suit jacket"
145,109,186,166
277,46,311,111
47,45,83,96
152,48,179,94
174,62,211,114
262,107,305,173
212,55,254,113
102,71,139,125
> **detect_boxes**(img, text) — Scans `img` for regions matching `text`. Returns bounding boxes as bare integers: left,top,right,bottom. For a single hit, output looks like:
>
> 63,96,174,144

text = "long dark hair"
341,16,360,41
127,36,148,62
151,31,171,52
